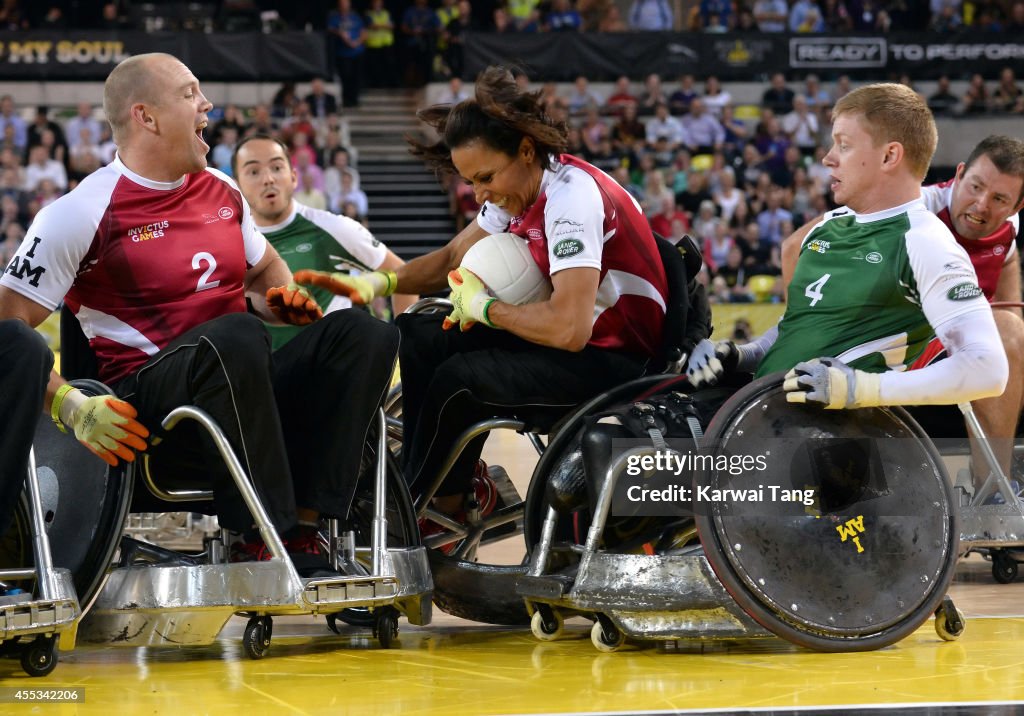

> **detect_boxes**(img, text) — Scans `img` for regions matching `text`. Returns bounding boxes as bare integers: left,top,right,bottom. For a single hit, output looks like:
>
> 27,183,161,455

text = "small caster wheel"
243,616,273,659
591,617,625,653
373,608,399,649
530,608,564,642
992,550,1018,584
20,635,58,677
934,595,965,641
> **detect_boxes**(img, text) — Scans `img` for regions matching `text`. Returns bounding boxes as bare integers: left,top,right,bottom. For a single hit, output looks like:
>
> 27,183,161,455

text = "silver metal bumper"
519,550,771,641
0,568,80,650
78,547,432,647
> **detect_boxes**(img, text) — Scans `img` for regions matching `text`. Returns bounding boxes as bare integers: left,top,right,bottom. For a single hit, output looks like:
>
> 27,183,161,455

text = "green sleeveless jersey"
262,202,386,350
758,199,986,377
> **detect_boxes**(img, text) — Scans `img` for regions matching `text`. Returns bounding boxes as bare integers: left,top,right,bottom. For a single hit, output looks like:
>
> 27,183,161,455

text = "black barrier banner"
465,31,1024,81
0,31,328,81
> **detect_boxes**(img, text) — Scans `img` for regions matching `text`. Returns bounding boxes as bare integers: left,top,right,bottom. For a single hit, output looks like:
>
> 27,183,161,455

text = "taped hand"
685,339,740,389
292,269,396,305
266,283,323,326
783,357,882,409
55,387,150,466
443,268,496,332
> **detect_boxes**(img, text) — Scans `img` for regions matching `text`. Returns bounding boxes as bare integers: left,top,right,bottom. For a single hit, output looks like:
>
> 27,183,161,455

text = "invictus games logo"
127,220,168,243
806,238,830,254
947,282,983,301
553,238,583,258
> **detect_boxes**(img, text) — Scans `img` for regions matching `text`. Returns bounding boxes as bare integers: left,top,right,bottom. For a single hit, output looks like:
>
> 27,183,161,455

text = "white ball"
460,232,553,305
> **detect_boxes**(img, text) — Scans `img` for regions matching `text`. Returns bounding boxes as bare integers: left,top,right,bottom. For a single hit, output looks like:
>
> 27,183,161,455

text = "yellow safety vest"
365,9,394,49
436,6,459,48
507,0,538,21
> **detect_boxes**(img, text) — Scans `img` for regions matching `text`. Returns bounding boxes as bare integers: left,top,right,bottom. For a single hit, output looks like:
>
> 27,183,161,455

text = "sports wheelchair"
12,308,432,660
0,449,80,676
393,234,968,652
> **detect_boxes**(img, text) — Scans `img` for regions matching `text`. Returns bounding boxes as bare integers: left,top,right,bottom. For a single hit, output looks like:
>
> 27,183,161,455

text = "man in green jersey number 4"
232,134,417,350
687,83,1007,412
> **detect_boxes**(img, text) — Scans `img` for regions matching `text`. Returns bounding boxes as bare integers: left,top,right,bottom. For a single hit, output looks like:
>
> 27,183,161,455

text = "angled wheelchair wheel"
694,374,959,652
428,375,694,626
29,380,133,613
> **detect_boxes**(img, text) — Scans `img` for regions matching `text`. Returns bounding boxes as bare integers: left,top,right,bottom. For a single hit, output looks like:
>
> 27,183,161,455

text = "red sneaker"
247,527,336,577
420,461,498,554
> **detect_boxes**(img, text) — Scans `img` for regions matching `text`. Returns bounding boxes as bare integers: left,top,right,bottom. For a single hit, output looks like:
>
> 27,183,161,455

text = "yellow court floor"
1,557,1023,716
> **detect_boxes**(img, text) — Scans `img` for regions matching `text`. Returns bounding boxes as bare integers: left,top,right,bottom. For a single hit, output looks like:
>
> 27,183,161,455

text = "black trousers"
115,310,399,533
397,313,648,499
336,53,364,108
0,320,52,536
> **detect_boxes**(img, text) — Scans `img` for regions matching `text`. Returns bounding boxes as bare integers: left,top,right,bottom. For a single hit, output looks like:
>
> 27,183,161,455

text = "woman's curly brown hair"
407,66,569,181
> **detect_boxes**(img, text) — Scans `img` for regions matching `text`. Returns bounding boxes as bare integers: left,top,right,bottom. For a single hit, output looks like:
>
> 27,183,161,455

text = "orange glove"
266,283,323,326
53,385,150,467
293,270,396,305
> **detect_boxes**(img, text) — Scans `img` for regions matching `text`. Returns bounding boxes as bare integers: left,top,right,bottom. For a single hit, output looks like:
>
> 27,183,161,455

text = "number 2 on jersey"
192,251,221,292
804,273,830,306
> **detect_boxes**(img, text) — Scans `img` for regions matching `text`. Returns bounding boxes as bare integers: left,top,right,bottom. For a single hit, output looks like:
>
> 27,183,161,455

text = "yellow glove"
266,282,323,326
783,357,882,409
52,385,150,466
293,269,397,305
443,268,496,332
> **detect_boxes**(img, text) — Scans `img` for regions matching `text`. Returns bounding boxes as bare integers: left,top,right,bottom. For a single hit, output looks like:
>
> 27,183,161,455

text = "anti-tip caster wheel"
934,595,965,641
992,550,1018,584
591,617,625,653
530,608,565,642
373,607,399,649
20,635,58,677
243,615,273,659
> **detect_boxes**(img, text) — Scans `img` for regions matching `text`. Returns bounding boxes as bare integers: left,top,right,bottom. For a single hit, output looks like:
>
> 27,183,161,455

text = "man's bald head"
103,53,175,142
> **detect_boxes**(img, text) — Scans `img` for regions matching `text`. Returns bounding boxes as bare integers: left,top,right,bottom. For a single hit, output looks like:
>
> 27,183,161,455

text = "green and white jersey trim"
260,201,388,349
757,197,987,377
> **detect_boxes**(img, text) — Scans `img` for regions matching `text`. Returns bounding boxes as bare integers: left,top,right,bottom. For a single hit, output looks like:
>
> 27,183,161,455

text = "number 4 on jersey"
805,273,831,306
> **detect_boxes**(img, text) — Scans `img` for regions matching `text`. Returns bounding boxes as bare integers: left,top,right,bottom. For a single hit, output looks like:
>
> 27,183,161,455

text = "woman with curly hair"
299,66,675,520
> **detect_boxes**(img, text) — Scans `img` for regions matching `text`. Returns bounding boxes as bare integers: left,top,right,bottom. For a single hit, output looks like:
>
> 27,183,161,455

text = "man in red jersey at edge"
0,53,399,575
916,135,1024,490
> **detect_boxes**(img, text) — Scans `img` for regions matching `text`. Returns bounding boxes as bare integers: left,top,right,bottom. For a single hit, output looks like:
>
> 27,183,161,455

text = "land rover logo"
947,282,983,301
866,252,882,264
295,243,313,253
790,38,887,68
553,239,583,258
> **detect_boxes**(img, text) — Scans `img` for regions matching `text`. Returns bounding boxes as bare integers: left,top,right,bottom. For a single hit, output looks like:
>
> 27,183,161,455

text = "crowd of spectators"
2,0,1021,35
2,61,1021,306
2,1,1022,93
444,65,1023,305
